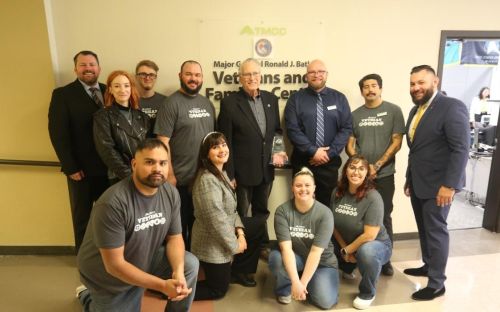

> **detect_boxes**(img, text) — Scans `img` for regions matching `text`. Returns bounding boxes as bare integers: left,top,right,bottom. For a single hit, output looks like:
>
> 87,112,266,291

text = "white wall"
41,0,500,243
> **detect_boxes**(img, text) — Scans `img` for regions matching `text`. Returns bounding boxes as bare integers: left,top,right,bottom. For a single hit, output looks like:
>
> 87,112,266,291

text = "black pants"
374,175,395,244
292,153,341,207
67,175,109,253
177,185,194,251
194,216,266,301
235,181,272,244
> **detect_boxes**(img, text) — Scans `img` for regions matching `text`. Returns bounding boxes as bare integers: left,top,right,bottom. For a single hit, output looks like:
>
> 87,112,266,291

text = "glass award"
270,134,289,166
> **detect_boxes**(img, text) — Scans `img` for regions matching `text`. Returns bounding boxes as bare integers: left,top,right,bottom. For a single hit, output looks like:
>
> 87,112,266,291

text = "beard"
80,71,98,85
411,88,434,106
136,172,166,188
180,79,202,95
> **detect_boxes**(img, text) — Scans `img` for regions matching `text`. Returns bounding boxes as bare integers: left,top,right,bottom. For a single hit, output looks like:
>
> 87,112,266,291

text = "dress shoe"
381,262,394,276
412,286,445,301
231,273,257,287
403,266,428,277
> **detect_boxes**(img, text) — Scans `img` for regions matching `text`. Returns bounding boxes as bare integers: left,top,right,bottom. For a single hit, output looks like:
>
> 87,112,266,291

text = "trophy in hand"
270,134,289,167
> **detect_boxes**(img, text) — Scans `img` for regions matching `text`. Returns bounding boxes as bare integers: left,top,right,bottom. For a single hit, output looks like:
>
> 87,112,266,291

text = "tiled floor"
0,228,499,312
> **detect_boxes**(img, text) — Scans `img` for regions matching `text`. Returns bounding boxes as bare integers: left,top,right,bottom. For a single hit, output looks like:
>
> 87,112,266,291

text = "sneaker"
353,295,375,310
75,285,87,298
342,271,356,280
277,294,292,304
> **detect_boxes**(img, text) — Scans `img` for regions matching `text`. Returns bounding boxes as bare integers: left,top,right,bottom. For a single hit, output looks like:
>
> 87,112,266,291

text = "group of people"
48,50,469,311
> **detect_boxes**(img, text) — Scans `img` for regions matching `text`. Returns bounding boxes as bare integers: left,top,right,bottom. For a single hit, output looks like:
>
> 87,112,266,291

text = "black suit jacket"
48,79,107,176
218,89,282,185
405,93,469,199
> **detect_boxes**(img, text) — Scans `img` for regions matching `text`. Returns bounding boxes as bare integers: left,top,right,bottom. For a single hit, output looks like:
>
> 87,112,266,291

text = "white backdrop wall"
44,0,500,239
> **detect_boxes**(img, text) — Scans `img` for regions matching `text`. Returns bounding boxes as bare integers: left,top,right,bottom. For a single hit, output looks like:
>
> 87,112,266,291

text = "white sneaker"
353,295,375,310
277,295,292,304
75,285,87,298
342,271,356,280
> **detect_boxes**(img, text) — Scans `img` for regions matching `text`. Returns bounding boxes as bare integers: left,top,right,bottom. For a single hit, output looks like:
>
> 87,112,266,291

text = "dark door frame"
437,30,500,232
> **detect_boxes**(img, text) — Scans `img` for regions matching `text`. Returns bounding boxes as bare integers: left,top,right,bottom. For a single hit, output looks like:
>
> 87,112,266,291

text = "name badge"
377,112,388,117
327,105,337,110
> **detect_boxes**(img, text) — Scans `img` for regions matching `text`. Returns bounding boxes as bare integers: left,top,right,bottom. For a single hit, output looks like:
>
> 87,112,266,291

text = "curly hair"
334,155,375,202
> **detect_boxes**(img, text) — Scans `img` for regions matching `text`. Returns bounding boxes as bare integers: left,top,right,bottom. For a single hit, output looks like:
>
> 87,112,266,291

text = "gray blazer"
191,170,244,263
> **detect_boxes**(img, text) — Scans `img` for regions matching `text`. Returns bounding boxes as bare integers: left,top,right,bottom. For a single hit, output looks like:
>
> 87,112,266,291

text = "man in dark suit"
48,50,109,253
403,65,469,300
217,58,285,284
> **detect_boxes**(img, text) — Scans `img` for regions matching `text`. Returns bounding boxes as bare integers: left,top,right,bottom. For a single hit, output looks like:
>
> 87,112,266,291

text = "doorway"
437,31,500,232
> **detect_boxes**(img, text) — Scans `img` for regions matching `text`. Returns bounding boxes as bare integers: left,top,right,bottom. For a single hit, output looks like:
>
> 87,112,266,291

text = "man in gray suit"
403,65,469,300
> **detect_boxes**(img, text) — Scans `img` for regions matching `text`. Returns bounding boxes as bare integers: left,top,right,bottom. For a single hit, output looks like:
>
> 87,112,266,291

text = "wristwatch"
340,248,348,257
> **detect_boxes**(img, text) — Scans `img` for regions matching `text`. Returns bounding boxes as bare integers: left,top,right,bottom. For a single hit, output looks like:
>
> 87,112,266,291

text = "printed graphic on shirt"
189,107,211,119
289,225,315,239
142,107,157,119
134,211,166,232
335,202,358,216
358,115,385,127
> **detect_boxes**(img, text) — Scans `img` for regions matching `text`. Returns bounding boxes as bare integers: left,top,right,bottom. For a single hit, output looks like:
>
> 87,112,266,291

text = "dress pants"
374,175,395,244
410,191,450,289
177,185,194,251
67,175,109,253
236,181,272,243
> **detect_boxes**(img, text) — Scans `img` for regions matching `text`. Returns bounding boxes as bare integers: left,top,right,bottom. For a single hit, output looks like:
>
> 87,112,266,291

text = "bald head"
306,59,328,92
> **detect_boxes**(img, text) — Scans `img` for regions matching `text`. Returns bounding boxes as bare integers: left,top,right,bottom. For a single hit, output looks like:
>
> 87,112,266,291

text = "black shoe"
403,266,428,277
412,286,445,301
382,262,394,276
231,273,257,287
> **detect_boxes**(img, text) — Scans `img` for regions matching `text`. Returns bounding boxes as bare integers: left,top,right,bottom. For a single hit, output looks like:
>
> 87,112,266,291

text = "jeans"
335,239,392,299
79,248,199,312
268,250,339,310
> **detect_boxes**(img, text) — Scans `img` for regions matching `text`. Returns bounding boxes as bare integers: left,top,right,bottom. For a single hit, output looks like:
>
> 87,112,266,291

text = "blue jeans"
268,250,339,310
337,239,392,299
79,248,199,312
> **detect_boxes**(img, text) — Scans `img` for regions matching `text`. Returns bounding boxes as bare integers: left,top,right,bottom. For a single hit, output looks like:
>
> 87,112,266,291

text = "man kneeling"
76,138,199,312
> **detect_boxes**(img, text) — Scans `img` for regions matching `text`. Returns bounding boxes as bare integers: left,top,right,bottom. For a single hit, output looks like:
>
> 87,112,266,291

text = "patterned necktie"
315,93,325,147
409,104,428,142
89,87,103,107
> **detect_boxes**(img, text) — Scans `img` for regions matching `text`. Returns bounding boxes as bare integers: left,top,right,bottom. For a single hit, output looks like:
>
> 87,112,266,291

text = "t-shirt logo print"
134,211,167,232
358,116,384,127
188,108,211,119
335,203,358,216
289,225,315,239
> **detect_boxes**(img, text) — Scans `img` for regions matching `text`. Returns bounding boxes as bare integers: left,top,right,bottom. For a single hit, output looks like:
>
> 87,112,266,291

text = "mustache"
187,80,197,84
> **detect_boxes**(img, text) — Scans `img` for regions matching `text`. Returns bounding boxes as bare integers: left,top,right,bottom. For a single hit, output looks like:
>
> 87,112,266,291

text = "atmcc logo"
240,25,287,36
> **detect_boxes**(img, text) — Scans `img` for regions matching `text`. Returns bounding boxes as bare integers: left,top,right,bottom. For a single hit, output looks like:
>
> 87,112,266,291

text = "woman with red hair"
330,155,391,310
93,70,150,184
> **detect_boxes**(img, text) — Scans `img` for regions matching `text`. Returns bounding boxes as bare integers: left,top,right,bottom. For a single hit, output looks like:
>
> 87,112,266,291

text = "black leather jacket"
93,103,151,179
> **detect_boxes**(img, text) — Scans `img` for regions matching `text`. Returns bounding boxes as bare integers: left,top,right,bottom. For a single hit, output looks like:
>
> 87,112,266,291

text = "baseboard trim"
0,246,75,255
393,232,420,241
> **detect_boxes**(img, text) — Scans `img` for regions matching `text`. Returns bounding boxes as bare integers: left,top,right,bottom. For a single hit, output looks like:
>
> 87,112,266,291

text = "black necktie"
89,87,103,107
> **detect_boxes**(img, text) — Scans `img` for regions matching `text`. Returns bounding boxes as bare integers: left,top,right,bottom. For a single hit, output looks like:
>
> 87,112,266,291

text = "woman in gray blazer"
191,132,265,300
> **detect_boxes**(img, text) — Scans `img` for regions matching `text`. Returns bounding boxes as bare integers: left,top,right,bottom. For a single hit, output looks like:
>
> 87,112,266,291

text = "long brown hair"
104,70,140,109
335,155,375,202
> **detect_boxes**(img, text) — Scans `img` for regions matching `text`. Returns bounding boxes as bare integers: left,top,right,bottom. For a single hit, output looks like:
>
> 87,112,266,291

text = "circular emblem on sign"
255,38,272,57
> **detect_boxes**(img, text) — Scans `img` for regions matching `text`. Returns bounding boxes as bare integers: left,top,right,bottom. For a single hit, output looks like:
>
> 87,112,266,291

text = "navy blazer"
405,93,469,199
48,79,107,176
217,89,282,185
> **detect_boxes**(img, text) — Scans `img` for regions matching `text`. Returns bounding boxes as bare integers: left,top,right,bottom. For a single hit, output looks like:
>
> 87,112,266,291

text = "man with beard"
76,138,199,312
346,73,405,276
48,50,109,253
135,60,168,131
285,59,352,206
403,65,468,301
155,60,216,250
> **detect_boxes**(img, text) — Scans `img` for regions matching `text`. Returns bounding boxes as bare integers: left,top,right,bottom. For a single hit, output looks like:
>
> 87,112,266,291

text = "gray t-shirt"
77,178,182,295
351,101,405,178
330,189,389,244
274,200,337,268
154,90,216,185
140,92,167,130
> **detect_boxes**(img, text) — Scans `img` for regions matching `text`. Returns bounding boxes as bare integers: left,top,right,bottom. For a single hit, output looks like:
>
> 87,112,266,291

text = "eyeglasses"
348,166,366,173
241,72,260,79
136,72,157,79
307,70,327,76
